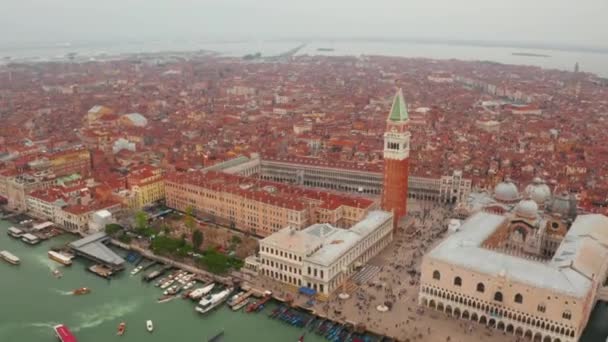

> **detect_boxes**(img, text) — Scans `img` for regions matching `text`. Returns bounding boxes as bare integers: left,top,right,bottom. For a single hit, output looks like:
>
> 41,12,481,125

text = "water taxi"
48,250,73,266
0,250,20,265
72,287,91,295
117,322,126,336
146,320,153,332
21,233,41,245
7,227,24,238
53,324,77,342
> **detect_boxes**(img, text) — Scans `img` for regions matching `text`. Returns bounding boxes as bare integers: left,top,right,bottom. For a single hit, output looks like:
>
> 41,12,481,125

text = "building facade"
381,89,411,221
165,171,376,237
221,155,471,204
418,212,608,342
258,210,393,295
126,165,165,209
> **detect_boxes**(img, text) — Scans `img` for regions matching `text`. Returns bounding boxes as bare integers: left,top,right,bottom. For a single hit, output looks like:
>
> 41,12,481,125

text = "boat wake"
52,289,73,296
72,300,140,332
27,322,59,329
36,254,60,270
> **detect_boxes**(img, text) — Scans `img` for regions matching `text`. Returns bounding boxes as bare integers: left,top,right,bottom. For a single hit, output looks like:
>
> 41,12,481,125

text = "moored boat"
195,288,233,314
0,250,20,265
7,227,24,238
157,294,176,303
231,298,250,311
48,250,73,266
117,322,126,336
146,320,153,332
130,265,143,275
227,291,245,306
189,283,215,300
21,233,41,245
53,324,77,342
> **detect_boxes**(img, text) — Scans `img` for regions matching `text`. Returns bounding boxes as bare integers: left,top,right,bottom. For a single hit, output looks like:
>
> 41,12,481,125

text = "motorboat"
117,322,126,336
53,324,77,342
146,320,153,332
189,283,215,300
195,288,233,314
72,287,91,295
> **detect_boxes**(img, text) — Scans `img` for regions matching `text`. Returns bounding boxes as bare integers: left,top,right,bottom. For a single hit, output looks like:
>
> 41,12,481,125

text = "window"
494,292,503,302
432,270,441,280
476,283,485,293
454,276,462,286
537,304,546,313
514,293,523,304
562,310,571,320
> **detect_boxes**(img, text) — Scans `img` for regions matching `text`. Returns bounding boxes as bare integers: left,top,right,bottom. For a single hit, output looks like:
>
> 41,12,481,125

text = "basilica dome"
514,199,539,219
494,180,520,203
525,178,552,206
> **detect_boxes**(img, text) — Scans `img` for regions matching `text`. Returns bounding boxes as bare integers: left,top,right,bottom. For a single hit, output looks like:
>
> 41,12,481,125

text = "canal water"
0,219,325,342
2,217,608,342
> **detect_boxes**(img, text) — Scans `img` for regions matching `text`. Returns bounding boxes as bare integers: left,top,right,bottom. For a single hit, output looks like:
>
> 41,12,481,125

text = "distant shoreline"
512,52,551,58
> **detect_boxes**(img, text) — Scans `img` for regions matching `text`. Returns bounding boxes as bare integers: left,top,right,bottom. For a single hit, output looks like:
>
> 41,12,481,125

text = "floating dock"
68,232,125,271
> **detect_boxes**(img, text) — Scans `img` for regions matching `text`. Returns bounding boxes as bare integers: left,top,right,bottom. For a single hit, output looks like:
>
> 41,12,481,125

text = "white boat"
195,288,233,314
189,283,215,300
7,227,24,238
21,233,41,245
131,265,143,275
232,298,250,311
183,281,196,290
164,284,182,296
160,279,174,289
48,251,73,266
0,250,20,265
146,320,153,332
228,291,245,307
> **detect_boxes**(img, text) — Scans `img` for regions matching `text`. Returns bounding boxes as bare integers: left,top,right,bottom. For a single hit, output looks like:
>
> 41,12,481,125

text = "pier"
110,240,233,286
68,232,125,270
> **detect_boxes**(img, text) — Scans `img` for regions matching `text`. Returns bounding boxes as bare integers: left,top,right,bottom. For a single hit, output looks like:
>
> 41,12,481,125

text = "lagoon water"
2,217,608,342
0,219,324,342
1,39,607,78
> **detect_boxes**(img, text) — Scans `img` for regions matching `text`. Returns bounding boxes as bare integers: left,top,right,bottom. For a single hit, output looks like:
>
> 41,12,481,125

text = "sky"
1,0,607,48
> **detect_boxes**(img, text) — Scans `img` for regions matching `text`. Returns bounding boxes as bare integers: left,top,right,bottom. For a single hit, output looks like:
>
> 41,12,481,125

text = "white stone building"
259,210,394,295
419,212,608,342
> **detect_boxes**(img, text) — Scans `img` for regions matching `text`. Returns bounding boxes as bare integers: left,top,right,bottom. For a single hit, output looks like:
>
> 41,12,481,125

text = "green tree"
105,223,123,236
184,206,196,233
192,230,204,250
135,211,148,231
230,235,242,245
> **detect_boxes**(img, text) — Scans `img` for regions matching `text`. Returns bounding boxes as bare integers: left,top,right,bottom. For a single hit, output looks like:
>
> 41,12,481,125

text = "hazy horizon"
2,0,607,49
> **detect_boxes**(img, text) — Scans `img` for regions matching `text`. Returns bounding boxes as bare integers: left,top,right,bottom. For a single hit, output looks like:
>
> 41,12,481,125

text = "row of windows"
260,246,302,262
432,271,571,319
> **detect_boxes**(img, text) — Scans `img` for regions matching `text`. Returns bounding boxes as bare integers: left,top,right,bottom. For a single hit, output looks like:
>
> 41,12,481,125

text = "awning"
298,287,316,296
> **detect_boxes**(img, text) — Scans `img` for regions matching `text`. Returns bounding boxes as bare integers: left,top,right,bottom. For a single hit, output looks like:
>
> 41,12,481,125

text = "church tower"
381,89,411,223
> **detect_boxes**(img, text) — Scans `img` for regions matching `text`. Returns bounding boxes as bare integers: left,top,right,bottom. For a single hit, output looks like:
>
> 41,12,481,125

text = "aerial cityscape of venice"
1,1,608,342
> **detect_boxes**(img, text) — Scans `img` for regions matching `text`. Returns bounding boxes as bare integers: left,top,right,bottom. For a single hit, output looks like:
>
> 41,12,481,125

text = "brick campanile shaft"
381,89,411,224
